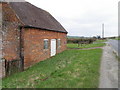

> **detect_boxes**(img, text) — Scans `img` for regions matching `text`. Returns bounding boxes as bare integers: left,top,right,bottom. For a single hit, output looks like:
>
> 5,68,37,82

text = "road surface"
108,39,120,56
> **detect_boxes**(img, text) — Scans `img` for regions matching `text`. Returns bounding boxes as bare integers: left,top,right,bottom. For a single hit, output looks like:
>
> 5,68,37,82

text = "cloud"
26,0,119,37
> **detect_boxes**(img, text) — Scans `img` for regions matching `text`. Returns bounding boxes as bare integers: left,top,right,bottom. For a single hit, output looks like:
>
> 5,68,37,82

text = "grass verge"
113,51,120,61
2,49,102,88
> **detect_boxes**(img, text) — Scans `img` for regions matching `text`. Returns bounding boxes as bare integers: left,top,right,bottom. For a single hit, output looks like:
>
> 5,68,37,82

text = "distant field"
67,36,82,39
110,37,120,40
67,42,106,49
95,39,107,43
2,49,102,88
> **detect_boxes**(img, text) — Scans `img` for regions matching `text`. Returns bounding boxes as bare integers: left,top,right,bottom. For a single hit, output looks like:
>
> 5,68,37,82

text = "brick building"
1,2,67,76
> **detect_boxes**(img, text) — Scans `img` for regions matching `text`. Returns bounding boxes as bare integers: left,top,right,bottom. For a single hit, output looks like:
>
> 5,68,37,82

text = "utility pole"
102,23,104,38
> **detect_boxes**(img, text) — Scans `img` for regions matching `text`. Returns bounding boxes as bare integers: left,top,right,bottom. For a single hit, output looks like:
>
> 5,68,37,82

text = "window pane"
44,40,48,49
58,39,61,47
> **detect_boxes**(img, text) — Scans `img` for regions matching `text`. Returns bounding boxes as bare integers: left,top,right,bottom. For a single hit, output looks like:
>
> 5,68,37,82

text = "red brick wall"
2,2,67,70
2,3,23,61
22,28,67,68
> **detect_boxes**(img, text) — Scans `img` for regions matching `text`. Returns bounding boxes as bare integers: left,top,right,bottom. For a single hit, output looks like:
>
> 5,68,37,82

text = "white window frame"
44,39,49,50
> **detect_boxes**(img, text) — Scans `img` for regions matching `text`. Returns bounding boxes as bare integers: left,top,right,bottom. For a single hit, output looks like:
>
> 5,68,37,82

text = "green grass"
115,38,120,40
67,43,105,49
118,57,120,61
2,49,102,88
95,39,107,43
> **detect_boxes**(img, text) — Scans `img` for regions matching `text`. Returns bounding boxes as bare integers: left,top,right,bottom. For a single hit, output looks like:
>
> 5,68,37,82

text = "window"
58,39,61,48
44,39,49,49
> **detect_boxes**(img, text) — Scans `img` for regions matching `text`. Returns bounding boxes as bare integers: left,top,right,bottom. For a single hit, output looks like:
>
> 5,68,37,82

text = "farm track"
99,44,118,88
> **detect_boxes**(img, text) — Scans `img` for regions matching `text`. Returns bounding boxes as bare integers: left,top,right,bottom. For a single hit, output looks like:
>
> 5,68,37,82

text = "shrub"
67,38,96,44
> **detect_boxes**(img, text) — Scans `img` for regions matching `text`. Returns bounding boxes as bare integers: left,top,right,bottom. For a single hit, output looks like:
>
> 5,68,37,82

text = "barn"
1,2,67,76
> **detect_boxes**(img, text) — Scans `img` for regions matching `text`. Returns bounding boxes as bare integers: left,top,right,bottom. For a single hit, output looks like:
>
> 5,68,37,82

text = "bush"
108,37,116,39
67,38,96,44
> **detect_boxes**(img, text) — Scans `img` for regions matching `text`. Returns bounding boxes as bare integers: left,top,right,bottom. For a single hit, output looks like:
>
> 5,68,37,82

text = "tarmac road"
108,39,120,56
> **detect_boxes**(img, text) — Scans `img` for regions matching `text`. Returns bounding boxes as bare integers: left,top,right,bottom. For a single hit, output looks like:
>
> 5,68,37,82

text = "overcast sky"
26,0,119,37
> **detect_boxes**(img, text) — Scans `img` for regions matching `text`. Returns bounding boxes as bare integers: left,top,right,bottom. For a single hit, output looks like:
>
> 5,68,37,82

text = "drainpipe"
19,27,24,71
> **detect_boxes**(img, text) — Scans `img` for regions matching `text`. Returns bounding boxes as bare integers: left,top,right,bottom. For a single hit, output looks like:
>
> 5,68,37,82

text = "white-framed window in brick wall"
57,39,61,48
44,39,49,49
